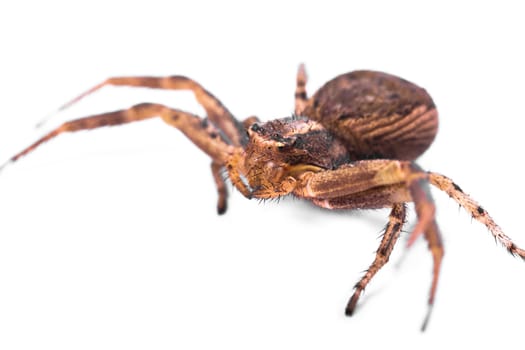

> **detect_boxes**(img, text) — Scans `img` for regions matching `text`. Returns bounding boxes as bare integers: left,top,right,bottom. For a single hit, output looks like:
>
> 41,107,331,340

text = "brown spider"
2,64,523,330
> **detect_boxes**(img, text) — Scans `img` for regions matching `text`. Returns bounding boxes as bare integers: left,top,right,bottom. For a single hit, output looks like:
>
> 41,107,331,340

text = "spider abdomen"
304,71,438,161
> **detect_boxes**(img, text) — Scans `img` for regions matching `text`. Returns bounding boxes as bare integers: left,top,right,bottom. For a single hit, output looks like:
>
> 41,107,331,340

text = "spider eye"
292,135,305,148
250,123,261,133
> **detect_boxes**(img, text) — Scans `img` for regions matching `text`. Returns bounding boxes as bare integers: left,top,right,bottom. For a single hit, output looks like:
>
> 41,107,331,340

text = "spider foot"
420,302,434,332
344,289,362,316
217,198,227,215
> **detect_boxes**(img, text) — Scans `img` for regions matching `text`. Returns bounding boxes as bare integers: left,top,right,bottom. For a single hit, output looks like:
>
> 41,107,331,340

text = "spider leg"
408,177,443,331
37,75,246,148
297,160,444,328
428,172,525,259
5,104,237,211
295,63,308,115
345,203,407,316
211,161,228,215
29,75,250,212
8,103,231,164
295,160,412,200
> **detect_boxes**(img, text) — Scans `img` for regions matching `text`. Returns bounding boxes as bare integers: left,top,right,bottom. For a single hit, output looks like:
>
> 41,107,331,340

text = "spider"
1,64,523,330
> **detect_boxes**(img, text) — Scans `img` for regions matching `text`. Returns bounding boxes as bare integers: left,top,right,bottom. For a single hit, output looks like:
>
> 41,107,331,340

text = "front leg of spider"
2,75,251,215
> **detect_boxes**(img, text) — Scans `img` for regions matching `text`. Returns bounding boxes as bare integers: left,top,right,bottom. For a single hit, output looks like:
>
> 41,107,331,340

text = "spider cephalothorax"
238,117,349,198
2,64,523,330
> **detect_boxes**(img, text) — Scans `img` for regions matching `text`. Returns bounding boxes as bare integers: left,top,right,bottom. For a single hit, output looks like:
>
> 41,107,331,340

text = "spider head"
239,119,300,199
238,117,348,199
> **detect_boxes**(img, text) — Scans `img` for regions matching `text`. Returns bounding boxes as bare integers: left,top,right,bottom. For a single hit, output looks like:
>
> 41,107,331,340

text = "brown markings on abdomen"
304,71,438,161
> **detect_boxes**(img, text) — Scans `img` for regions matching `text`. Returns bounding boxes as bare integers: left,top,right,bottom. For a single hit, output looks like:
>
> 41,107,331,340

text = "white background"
0,1,524,349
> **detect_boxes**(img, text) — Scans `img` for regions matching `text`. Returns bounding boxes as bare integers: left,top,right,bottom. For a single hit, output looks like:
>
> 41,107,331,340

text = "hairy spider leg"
345,203,407,316
428,173,525,259
296,160,446,330
36,75,246,148
9,103,233,163
5,103,238,211
312,180,442,330
295,63,308,115
23,75,255,213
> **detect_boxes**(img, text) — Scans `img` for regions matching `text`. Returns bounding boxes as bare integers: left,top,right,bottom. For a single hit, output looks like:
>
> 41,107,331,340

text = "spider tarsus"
217,204,227,215
344,306,354,317
345,293,359,317
420,303,434,332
